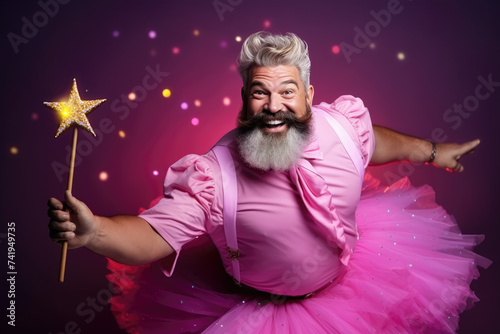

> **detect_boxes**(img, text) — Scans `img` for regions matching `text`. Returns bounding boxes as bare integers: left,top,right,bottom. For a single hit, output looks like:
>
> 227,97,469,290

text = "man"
48,32,486,333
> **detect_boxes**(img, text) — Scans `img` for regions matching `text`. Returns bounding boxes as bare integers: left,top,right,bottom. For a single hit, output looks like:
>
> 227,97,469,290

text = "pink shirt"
140,95,375,296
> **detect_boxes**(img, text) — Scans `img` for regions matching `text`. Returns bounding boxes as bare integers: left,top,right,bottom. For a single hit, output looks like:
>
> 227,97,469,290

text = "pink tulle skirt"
106,174,491,333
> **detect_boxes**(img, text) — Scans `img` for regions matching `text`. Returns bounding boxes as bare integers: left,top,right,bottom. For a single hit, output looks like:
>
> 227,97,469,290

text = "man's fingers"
49,230,75,242
49,220,76,232
47,208,69,221
64,190,82,212
460,139,480,155
47,197,64,210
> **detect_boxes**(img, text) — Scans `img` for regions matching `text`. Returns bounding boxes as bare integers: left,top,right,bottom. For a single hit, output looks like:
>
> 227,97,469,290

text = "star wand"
44,78,106,282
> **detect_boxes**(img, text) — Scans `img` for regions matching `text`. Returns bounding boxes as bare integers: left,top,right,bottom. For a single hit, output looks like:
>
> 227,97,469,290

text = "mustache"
238,109,312,132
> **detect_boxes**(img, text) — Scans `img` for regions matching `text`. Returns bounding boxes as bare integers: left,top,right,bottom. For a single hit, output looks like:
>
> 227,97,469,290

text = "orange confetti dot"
10,147,18,155
99,171,108,181
128,92,136,100
118,130,126,138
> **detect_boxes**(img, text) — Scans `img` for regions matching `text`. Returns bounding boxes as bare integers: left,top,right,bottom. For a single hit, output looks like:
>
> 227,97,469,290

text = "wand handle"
59,127,78,282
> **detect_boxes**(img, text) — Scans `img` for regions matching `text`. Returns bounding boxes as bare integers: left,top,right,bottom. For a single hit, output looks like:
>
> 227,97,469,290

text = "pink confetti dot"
149,30,157,39
112,30,120,37
172,46,180,54
331,45,340,54
191,117,199,126
223,97,231,106
263,20,271,28
181,102,188,110
153,170,159,176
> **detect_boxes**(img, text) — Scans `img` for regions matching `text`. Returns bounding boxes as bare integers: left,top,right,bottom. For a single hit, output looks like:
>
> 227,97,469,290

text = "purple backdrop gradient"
2,1,499,333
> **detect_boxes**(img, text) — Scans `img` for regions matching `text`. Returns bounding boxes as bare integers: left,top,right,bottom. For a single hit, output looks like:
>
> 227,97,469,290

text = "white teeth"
266,120,284,125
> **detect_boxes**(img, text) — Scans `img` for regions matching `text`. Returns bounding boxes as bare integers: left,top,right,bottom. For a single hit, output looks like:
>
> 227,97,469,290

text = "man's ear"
241,86,246,101
306,85,314,107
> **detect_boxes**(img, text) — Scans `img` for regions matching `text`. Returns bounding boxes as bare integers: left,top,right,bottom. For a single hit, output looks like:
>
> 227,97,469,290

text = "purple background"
2,0,499,333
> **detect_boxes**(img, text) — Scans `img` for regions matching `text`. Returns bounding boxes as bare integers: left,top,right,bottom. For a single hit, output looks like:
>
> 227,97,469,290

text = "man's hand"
433,139,480,172
47,191,98,249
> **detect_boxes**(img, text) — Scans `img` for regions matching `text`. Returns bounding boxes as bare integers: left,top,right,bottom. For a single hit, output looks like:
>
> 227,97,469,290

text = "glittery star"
44,78,106,137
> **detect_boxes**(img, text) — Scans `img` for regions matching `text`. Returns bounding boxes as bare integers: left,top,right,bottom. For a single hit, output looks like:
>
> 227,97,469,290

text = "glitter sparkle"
44,78,106,138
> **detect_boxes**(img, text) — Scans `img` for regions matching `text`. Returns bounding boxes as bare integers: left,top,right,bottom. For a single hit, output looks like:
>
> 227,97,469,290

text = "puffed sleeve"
139,153,220,276
318,95,375,167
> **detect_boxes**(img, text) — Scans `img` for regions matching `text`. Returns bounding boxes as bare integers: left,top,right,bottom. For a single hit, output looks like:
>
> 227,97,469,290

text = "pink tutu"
106,173,491,333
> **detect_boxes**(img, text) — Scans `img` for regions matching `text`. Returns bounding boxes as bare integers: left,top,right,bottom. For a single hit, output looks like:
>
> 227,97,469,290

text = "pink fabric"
107,95,490,333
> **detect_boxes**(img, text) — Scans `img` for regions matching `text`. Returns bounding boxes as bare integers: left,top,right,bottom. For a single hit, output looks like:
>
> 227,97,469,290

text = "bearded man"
48,32,488,333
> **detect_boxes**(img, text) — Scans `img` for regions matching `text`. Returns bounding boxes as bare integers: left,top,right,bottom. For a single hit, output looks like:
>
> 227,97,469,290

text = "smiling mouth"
265,120,286,128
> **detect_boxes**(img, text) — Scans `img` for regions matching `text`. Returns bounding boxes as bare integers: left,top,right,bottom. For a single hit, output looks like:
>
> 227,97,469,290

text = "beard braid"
237,105,312,172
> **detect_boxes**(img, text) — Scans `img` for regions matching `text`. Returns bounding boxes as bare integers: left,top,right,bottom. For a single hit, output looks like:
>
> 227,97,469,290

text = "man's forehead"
248,65,301,85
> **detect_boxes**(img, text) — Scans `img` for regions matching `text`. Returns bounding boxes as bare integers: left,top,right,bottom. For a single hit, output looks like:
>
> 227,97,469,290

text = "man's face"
242,65,314,134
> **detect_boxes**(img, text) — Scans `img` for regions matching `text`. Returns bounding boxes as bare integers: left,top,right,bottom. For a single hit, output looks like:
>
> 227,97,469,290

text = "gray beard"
237,126,311,172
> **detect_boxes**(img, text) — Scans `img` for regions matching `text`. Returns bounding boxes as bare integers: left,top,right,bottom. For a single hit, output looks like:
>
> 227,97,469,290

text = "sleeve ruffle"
163,153,216,218
327,95,375,167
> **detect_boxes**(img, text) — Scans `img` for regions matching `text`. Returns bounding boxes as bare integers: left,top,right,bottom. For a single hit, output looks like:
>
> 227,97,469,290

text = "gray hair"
237,32,311,89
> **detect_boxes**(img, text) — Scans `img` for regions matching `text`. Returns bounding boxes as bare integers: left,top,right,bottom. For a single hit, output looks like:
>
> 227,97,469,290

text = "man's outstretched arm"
370,125,480,172
48,191,173,265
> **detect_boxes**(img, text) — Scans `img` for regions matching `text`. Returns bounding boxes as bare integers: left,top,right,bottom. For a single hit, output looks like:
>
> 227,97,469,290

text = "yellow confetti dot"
235,36,242,42
162,89,172,98
128,92,136,101
193,29,200,36
118,130,126,138
10,147,18,155
397,52,405,61
194,99,201,107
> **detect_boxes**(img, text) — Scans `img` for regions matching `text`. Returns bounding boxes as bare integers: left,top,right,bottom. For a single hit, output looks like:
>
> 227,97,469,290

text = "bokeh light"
10,147,18,155
112,30,120,38
220,40,228,48
193,29,200,36
194,99,201,107
118,130,126,138
128,92,136,100
331,45,340,54
162,89,172,98
223,97,231,106
172,46,180,54
369,42,376,49
148,30,157,39
153,170,159,176
31,112,38,120
235,36,242,42
397,52,406,60
191,117,199,126
263,20,271,28
99,171,108,181
180,102,188,110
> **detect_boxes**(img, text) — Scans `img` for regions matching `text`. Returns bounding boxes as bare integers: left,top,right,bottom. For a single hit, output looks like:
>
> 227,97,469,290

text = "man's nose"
268,93,284,113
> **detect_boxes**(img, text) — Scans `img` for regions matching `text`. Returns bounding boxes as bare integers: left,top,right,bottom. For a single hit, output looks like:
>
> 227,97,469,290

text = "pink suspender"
211,109,365,284
211,145,241,283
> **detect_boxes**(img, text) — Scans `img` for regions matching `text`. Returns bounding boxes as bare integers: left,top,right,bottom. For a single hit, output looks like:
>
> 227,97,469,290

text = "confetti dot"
112,30,120,38
397,52,405,60
10,147,18,155
180,102,188,110
193,29,200,36
99,171,108,181
153,170,159,176
220,40,228,48
162,89,172,98
31,113,39,120
191,117,199,126
128,92,136,101
369,42,376,49
118,130,126,138
172,46,180,54
263,20,271,28
149,30,157,39
194,99,201,107
223,97,231,106
235,36,242,42
331,45,340,54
